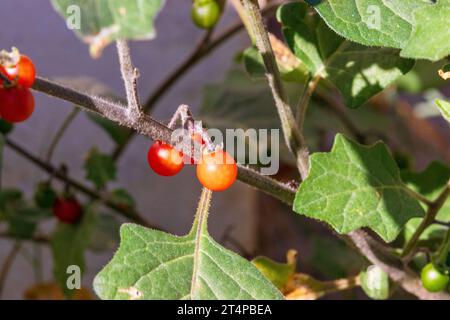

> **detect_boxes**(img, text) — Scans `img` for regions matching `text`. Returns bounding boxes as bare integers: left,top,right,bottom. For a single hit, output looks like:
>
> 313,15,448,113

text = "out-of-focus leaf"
402,162,450,244
51,0,166,58
53,77,132,146
84,148,117,189
307,236,366,278
51,205,95,297
252,250,297,290
88,213,121,252
109,189,135,209
8,207,52,239
435,99,450,123
24,282,94,300
397,60,449,93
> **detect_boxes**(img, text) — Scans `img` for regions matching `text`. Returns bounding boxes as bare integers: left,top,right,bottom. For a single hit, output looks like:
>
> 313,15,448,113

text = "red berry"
196,150,237,191
147,141,184,176
0,86,35,123
53,197,83,224
2,55,36,88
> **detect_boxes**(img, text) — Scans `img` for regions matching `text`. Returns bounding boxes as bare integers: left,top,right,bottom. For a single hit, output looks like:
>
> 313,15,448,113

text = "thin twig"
241,0,309,180
32,77,297,206
5,137,160,230
111,2,281,160
116,40,142,119
402,179,450,259
296,74,321,132
0,241,22,298
45,108,79,162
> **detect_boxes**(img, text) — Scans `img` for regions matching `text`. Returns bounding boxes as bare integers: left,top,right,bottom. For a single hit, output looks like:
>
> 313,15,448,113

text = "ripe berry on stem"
196,149,237,191
147,141,184,176
53,196,83,224
0,86,35,123
191,0,221,29
1,54,36,88
420,263,449,293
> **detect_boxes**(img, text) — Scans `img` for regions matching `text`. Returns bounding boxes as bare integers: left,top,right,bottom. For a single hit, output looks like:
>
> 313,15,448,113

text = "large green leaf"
94,190,283,300
51,0,165,57
278,2,414,108
313,0,450,61
294,134,425,242
51,205,95,297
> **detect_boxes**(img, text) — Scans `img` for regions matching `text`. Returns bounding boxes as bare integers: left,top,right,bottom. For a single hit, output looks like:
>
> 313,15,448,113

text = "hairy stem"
116,40,142,119
111,3,281,160
46,108,79,162
296,74,321,132
241,0,309,180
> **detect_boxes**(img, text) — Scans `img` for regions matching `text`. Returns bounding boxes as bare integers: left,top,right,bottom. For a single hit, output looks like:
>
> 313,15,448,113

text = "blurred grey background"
0,0,260,299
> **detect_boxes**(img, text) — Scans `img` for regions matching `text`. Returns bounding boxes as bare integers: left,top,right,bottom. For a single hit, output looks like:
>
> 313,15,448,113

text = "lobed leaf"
294,134,425,242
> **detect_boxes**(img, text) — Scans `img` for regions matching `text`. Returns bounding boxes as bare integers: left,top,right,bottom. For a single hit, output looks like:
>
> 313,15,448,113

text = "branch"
111,2,281,159
296,74,321,132
116,40,142,119
45,108,79,162
32,77,296,206
402,179,450,259
30,73,446,300
349,230,450,300
0,241,22,298
241,0,309,180
5,137,160,230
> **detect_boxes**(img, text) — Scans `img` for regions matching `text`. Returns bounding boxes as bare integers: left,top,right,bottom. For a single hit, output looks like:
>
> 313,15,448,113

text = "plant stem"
111,2,281,160
0,241,22,298
116,40,142,119
296,74,321,132
402,179,450,258
435,228,450,266
241,0,309,180
5,137,160,230
45,108,79,162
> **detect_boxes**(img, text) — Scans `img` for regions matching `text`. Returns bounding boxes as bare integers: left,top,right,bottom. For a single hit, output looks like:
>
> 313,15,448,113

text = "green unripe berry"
420,263,449,293
192,0,220,29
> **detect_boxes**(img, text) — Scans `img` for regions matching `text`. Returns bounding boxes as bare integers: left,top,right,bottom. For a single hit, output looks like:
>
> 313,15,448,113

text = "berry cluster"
0,48,36,123
147,134,237,192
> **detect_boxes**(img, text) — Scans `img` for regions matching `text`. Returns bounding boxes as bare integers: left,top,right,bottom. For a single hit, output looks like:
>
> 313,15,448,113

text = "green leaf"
242,46,308,83
51,206,95,297
88,213,121,252
109,188,135,209
252,250,297,290
396,60,449,93
0,189,23,221
278,2,414,108
360,265,389,300
313,0,450,61
86,113,131,146
84,148,117,189
51,0,165,57
94,190,282,300
401,162,450,243
435,99,450,123
53,77,132,146
307,236,366,278
8,207,52,239
293,134,425,242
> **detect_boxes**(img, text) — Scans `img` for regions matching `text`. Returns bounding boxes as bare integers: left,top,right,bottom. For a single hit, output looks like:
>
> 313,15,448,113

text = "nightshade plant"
0,0,449,300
